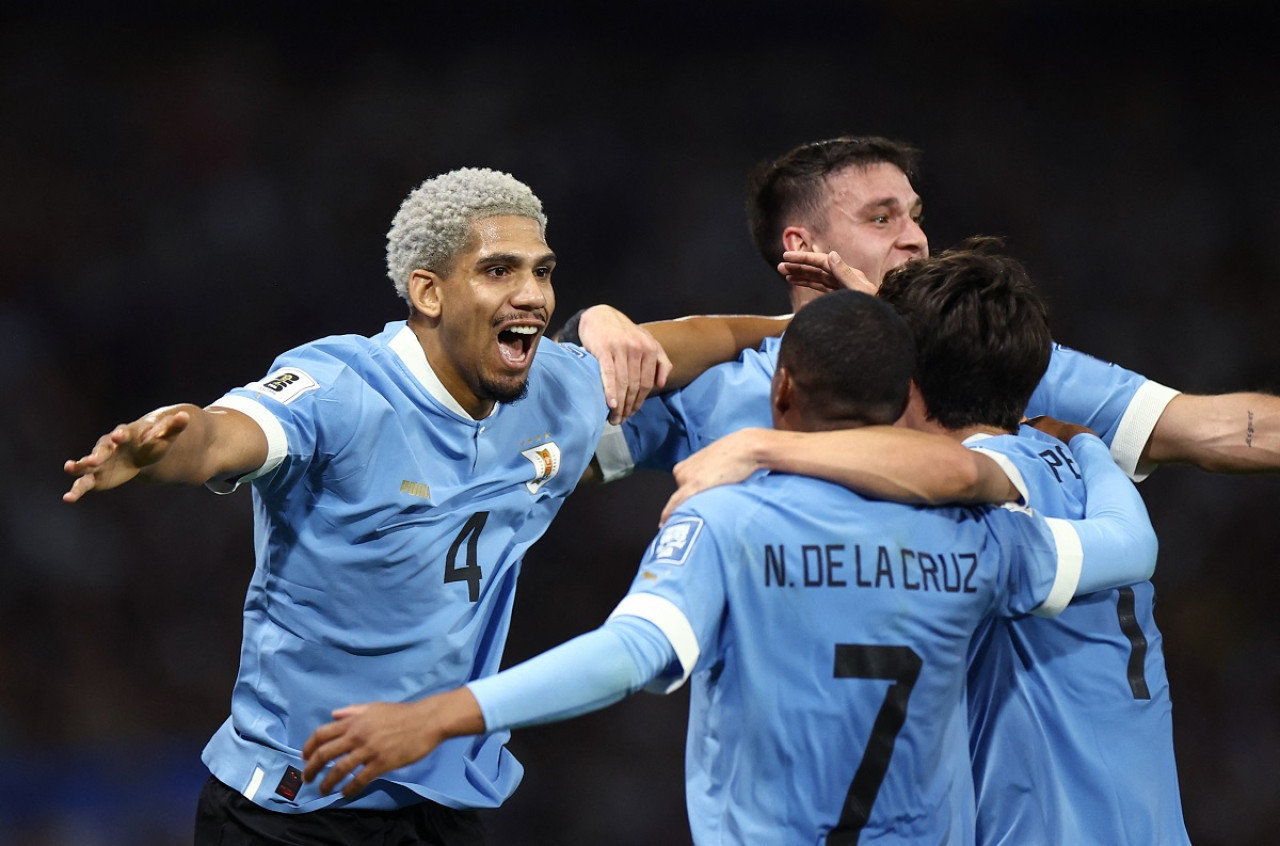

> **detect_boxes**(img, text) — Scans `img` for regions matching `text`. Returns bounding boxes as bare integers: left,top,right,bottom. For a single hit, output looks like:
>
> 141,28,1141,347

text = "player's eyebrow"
476,250,557,267
857,196,923,217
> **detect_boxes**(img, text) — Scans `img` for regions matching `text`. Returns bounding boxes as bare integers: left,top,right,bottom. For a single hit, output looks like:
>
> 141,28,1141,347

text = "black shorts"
194,775,487,845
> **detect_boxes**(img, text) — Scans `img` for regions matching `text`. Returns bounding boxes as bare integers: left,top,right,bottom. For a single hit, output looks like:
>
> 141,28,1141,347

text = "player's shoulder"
280,324,389,364
669,335,778,409
535,338,601,377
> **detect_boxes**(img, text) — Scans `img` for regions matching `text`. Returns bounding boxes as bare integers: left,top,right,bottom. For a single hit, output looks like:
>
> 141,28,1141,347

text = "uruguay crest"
521,441,561,493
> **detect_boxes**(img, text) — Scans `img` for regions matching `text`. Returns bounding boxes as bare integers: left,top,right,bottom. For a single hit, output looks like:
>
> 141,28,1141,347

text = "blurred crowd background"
3,3,1278,844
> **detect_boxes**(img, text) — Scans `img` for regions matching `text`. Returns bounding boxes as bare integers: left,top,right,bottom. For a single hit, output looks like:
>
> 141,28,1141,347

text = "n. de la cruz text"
764,543,979,593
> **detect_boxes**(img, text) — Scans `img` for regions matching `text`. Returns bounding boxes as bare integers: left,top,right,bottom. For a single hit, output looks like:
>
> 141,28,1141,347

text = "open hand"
660,429,769,525
778,250,878,296
576,305,673,424
62,406,192,502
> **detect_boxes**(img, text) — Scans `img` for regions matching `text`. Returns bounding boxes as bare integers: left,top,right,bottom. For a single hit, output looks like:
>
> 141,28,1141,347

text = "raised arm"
62,403,268,502
301,615,675,798
1143,392,1280,473
660,426,1019,524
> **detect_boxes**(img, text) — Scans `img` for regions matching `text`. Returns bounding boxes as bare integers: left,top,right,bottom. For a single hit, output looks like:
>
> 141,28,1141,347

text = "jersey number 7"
827,644,923,845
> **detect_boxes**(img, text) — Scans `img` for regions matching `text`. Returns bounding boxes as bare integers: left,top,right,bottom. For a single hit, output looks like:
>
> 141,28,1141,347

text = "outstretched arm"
62,403,267,502
660,426,1019,525
301,616,675,798
1144,392,1280,473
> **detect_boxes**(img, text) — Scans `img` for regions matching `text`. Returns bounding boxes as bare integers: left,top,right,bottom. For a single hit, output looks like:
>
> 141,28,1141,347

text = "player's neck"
947,423,1014,441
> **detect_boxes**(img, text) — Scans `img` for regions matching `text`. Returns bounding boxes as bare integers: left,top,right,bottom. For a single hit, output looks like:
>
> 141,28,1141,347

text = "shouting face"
410,215,556,419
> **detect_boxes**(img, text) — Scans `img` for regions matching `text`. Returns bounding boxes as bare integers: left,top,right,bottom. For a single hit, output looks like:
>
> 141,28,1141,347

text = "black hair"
778,289,916,427
746,136,922,269
877,236,1052,431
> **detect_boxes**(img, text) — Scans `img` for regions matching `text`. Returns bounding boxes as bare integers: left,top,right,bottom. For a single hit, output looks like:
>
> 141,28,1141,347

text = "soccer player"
595,135,1279,491
662,240,1194,843
61,167,788,845
299,289,1160,844
877,240,1189,843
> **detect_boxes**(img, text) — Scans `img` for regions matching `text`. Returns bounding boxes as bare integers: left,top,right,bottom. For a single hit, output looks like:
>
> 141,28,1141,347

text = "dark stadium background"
3,4,1278,844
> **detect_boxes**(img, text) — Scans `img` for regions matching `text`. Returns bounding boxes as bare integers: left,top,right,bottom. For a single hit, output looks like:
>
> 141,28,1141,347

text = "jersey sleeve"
990,432,1159,618
598,393,693,481
204,342,353,494
597,339,781,480
606,505,736,692
1026,344,1179,481
467,616,677,733
1059,433,1158,594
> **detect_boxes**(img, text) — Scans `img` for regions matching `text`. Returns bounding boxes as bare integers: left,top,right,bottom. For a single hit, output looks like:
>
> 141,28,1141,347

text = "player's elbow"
1125,519,1159,582
920,451,995,505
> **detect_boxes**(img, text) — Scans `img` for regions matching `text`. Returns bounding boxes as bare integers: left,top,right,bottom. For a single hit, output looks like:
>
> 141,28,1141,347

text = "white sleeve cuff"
203,395,288,494
608,593,700,693
970,447,1029,504
1032,517,1084,617
1112,381,1180,482
594,422,636,483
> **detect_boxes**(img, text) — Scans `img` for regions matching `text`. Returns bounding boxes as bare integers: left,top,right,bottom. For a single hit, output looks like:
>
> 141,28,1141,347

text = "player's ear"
408,269,443,319
898,380,930,428
770,365,796,426
782,225,814,254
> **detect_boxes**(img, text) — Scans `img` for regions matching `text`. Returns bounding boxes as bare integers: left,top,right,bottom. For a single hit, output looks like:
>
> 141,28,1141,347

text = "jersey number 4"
445,512,489,602
828,644,923,845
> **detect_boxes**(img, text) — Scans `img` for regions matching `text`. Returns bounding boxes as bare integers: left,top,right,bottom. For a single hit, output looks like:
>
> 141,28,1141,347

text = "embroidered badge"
521,441,562,493
651,517,705,566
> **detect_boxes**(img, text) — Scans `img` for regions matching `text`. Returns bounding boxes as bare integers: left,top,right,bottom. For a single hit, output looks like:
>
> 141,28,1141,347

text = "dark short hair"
746,136,922,269
779,289,916,427
877,236,1052,432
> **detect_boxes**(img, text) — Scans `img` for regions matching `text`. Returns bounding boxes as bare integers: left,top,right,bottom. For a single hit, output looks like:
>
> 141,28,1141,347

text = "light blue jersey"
470,433,1158,845
200,321,606,813
966,426,1189,845
600,341,1178,483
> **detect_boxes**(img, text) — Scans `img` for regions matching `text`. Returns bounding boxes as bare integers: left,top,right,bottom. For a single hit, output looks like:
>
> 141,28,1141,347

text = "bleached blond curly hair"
386,167,547,303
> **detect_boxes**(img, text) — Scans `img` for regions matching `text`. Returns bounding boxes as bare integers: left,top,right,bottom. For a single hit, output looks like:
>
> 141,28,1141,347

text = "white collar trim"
388,325,495,421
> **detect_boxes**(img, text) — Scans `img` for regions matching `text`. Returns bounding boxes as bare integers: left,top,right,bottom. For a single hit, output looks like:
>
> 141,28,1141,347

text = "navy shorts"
194,775,487,845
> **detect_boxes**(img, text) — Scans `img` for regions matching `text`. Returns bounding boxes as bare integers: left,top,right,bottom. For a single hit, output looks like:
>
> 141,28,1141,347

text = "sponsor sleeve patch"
252,368,319,405
649,517,705,566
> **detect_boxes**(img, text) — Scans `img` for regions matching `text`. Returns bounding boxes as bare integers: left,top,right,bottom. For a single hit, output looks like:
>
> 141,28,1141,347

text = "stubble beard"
479,371,530,406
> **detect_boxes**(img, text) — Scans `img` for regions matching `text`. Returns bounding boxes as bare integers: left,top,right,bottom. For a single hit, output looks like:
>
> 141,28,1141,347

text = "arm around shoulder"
1058,433,1158,598
643,314,791,390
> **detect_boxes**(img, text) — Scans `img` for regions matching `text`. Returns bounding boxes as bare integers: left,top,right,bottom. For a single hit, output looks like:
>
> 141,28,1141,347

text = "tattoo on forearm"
1247,410,1255,447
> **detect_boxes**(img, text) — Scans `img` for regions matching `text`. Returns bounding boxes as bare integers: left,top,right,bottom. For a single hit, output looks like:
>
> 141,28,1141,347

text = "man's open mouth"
498,325,540,365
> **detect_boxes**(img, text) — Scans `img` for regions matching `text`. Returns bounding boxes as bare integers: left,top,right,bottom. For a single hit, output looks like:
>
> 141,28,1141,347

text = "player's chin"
480,370,530,405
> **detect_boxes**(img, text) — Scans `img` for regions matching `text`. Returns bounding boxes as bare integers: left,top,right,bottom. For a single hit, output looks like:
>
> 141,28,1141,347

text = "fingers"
827,252,877,295
780,251,877,295
320,748,367,797
653,347,673,392
602,337,668,424
780,250,832,271
300,726,372,798
659,487,690,527
598,363,620,421
62,473,98,503
301,729,351,786
62,427,127,502
618,348,655,423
